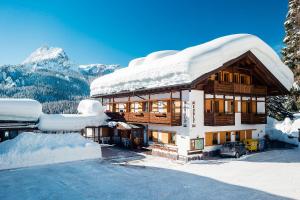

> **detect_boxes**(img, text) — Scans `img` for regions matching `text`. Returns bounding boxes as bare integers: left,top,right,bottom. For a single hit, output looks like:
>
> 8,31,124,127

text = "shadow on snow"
0,159,292,200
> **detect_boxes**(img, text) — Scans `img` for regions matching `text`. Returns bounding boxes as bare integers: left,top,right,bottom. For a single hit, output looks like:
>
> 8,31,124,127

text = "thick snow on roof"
77,99,105,115
38,113,108,132
39,99,108,131
0,98,42,121
91,34,294,96
0,132,101,170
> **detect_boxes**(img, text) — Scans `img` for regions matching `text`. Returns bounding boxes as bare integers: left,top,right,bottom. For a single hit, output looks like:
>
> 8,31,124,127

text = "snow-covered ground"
0,132,101,170
0,146,299,200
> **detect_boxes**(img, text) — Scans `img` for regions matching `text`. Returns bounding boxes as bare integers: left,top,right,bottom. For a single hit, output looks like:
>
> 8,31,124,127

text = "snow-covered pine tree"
282,0,300,78
267,0,300,120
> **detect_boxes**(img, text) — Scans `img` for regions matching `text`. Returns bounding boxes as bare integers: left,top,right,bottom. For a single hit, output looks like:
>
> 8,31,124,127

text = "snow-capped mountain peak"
22,46,68,65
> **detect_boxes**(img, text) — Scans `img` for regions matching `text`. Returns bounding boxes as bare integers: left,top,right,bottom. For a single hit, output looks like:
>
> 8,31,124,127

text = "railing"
205,80,267,95
204,112,235,126
106,111,181,126
241,113,266,124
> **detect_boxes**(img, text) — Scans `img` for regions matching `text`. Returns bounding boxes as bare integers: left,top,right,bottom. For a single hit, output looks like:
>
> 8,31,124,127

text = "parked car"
220,142,247,158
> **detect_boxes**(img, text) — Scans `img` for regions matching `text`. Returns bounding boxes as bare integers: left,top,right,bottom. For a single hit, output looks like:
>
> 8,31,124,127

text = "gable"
192,51,290,95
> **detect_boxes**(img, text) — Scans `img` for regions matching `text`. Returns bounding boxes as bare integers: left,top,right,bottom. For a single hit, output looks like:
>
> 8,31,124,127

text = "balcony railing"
204,112,235,126
205,80,267,95
241,113,266,124
106,111,181,126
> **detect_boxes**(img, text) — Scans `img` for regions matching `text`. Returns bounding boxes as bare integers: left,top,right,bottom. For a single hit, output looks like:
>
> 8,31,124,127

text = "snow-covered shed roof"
38,113,108,132
38,99,108,131
0,98,42,122
90,34,294,96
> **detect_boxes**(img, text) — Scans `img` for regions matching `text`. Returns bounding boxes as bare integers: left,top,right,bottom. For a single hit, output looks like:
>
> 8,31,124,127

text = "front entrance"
117,128,143,148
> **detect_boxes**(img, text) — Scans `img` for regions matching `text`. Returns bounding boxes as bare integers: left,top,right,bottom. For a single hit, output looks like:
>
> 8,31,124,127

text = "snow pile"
91,34,294,96
0,98,42,121
22,46,68,65
77,99,105,115
0,132,101,170
266,117,299,145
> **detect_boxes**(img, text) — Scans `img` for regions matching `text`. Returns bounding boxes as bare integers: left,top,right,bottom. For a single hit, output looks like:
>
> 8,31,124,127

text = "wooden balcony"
205,80,267,95
204,112,235,126
107,111,181,126
125,112,150,123
241,113,266,124
205,80,233,94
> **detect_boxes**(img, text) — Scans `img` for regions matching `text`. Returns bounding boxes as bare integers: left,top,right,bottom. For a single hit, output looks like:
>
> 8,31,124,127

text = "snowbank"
38,113,108,131
0,98,42,121
0,132,101,170
266,117,299,146
77,99,105,115
91,34,294,96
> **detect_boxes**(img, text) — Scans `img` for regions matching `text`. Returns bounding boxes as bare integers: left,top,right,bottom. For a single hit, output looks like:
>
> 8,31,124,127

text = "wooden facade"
105,94,182,126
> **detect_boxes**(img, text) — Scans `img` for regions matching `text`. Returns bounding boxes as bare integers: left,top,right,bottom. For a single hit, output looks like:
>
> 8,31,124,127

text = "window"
130,102,143,113
190,138,204,150
214,101,220,113
212,132,218,145
205,132,219,146
172,100,181,114
149,131,176,145
257,97,265,114
170,133,176,145
205,99,213,113
234,100,240,112
223,72,231,82
107,103,114,112
233,73,239,83
226,132,231,142
235,131,240,141
214,98,225,113
151,101,168,113
115,103,127,112
240,74,250,85
225,99,234,113
215,73,220,81
143,102,149,112
242,98,251,113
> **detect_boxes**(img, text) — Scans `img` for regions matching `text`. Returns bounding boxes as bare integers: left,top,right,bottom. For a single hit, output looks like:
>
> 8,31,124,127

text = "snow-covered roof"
0,98,42,122
91,34,294,96
38,113,108,132
39,99,108,131
77,99,105,115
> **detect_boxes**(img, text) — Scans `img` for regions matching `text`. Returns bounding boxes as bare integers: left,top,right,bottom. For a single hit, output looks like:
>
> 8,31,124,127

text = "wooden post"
148,93,151,123
170,91,173,126
179,90,182,125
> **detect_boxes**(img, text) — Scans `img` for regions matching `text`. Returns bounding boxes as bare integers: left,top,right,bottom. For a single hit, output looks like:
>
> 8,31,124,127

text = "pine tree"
267,0,300,120
282,0,300,111
282,0,300,79
267,96,294,120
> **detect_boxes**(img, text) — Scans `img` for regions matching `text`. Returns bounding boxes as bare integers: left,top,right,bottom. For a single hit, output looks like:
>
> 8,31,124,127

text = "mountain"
79,64,120,80
0,46,120,114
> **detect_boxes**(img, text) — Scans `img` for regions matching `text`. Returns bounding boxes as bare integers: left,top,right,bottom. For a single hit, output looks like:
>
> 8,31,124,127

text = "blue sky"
0,0,288,66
